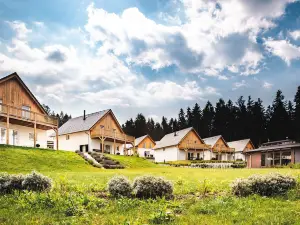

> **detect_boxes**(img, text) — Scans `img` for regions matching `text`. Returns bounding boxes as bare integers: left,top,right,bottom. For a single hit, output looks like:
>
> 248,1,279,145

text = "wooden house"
154,127,211,162
0,72,58,149
227,139,254,161
58,109,135,153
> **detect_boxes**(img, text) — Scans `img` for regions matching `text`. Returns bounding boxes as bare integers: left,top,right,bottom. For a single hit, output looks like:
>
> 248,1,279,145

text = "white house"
154,127,211,162
58,109,134,153
227,139,255,161
133,134,156,157
0,72,58,149
203,135,235,161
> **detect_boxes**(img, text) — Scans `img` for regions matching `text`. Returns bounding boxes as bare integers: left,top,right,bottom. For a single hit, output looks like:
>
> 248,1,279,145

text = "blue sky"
0,0,300,123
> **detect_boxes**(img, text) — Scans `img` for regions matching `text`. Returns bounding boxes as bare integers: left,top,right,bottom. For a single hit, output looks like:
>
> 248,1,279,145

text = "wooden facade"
90,110,135,154
137,136,155,149
0,73,59,149
178,129,211,160
212,137,234,153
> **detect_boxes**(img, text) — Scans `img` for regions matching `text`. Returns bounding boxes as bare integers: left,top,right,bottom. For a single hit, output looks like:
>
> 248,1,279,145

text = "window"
0,128,6,144
261,153,266,167
149,143,152,148
12,130,18,145
22,105,31,119
66,135,70,140
29,133,34,141
274,152,280,165
105,145,111,153
281,151,291,165
143,142,146,148
0,99,2,112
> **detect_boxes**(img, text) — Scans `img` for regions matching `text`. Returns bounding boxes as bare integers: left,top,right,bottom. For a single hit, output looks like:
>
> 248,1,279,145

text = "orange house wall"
138,136,155,149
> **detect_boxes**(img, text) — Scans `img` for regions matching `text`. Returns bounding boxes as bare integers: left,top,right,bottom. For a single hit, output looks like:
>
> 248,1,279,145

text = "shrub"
133,175,173,199
107,176,132,197
22,171,52,192
0,173,25,194
231,163,246,168
231,173,296,197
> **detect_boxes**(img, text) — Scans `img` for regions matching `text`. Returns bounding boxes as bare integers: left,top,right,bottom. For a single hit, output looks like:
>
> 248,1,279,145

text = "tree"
192,103,202,134
267,90,289,141
201,101,215,138
134,114,148,137
235,96,247,139
178,108,187,129
186,107,193,127
212,99,227,136
122,118,135,137
161,116,171,135
250,98,266,146
294,86,300,141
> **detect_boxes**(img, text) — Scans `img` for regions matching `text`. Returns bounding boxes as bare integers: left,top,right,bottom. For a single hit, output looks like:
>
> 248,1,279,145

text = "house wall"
90,112,123,136
295,150,300,163
154,146,179,162
244,141,255,152
179,130,204,148
138,136,155,149
213,137,229,151
247,152,261,168
235,152,245,161
0,77,44,114
0,122,47,148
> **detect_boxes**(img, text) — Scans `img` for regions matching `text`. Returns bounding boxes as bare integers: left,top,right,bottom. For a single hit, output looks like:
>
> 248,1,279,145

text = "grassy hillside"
105,154,159,168
0,145,99,173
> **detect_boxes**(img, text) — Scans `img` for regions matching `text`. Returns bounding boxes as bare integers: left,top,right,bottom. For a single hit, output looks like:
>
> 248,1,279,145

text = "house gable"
244,140,255,152
179,129,205,148
138,136,156,149
0,73,46,115
213,137,228,149
90,110,124,134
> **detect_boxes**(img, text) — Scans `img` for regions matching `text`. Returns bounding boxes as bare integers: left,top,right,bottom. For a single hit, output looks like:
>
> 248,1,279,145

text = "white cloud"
264,38,300,65
83,0,294,77
232,80,247,90
262,81,273,89
289,30,300,40
6,21,32,39
76,80,219,107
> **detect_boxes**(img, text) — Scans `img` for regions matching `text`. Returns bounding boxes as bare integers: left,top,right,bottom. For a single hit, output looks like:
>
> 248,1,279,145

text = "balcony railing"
178,143,211,150
90,128,135,143
212,147,235,153
0,103,58,127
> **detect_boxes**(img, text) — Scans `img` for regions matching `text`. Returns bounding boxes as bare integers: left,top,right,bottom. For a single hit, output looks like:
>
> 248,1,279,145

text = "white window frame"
66,135,70,140
22,105,31,119
29,133,34,141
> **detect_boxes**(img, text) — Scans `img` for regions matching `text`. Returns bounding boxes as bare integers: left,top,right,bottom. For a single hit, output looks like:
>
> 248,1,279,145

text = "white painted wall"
137,148,155,157
0,122,48,148
154,146,179,162
234,152,245,161
59,131,122,153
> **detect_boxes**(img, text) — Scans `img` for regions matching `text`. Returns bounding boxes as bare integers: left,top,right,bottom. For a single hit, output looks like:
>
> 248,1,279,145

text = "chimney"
83,110,86,120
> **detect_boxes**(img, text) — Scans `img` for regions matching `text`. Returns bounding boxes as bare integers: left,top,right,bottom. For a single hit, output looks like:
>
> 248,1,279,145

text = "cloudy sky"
0,0,300,123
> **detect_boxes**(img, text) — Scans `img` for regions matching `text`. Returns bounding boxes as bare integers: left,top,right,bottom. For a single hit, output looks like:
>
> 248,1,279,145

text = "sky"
0,0,300,123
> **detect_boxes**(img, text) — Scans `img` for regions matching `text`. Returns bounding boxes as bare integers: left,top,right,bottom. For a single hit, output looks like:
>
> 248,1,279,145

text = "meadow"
1,146,300,224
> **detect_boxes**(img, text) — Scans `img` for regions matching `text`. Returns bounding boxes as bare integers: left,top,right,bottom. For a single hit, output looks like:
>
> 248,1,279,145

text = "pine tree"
251,98,266,146
186,107,193,127
161,116,171,134
287,100,295,140
178,108,187,129
294,86,300,141
192,103,202,134
134,114,147,137
235,96,247,139
202,101,215,137
267,90,289,141
213,99,227,136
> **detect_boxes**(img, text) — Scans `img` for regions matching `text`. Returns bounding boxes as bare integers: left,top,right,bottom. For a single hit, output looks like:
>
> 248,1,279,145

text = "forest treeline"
122,87,300,147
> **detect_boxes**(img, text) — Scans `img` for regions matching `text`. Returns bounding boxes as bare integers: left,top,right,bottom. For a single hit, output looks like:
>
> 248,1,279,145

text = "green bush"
231,173,296,197
231,163,246,168
133,175,173,199
107,175,132,197
0,173,25,194
22,171,52,192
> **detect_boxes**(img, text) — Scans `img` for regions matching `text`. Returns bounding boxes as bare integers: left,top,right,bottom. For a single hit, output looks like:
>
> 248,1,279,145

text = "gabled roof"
154,127,203,150
58,109,110,135
0,72,48,115
203,135,229,148
227,139,253,152
134,134,155,147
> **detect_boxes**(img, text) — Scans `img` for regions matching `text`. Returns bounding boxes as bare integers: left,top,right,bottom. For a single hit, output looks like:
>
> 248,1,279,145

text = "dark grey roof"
246,143,300,153
58,110,110,135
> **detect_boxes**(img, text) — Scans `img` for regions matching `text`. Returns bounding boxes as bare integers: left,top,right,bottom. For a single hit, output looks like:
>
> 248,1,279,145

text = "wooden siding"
178,130,210,150
138,136,155,149
244,141,255,152
212,137,234,153
0,77,44,114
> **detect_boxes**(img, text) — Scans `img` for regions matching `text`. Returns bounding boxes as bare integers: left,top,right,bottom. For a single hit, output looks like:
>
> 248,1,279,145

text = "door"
9,130,18,145
0,128,6,144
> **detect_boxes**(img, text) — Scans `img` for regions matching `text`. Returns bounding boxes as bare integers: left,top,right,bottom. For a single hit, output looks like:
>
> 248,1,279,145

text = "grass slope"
0,145,99,173
105,154,159,168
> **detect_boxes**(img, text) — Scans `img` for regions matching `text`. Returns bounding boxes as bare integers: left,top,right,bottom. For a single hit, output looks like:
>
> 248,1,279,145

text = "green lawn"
1,146,300,224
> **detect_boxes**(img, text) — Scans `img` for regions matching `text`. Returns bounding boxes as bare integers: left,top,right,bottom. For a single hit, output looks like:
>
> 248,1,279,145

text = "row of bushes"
190,162,246,168
108,175,173,199
231,173,296,197
162,160,244,167
0,171,52,194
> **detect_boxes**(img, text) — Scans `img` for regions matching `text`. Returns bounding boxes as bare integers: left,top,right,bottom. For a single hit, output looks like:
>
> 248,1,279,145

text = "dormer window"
22,105,31,119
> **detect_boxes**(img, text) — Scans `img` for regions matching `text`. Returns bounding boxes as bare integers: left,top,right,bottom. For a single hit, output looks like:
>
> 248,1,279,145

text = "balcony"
90,128,135,143
0,103,58,129
212,147,235,153
178,143,211,150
